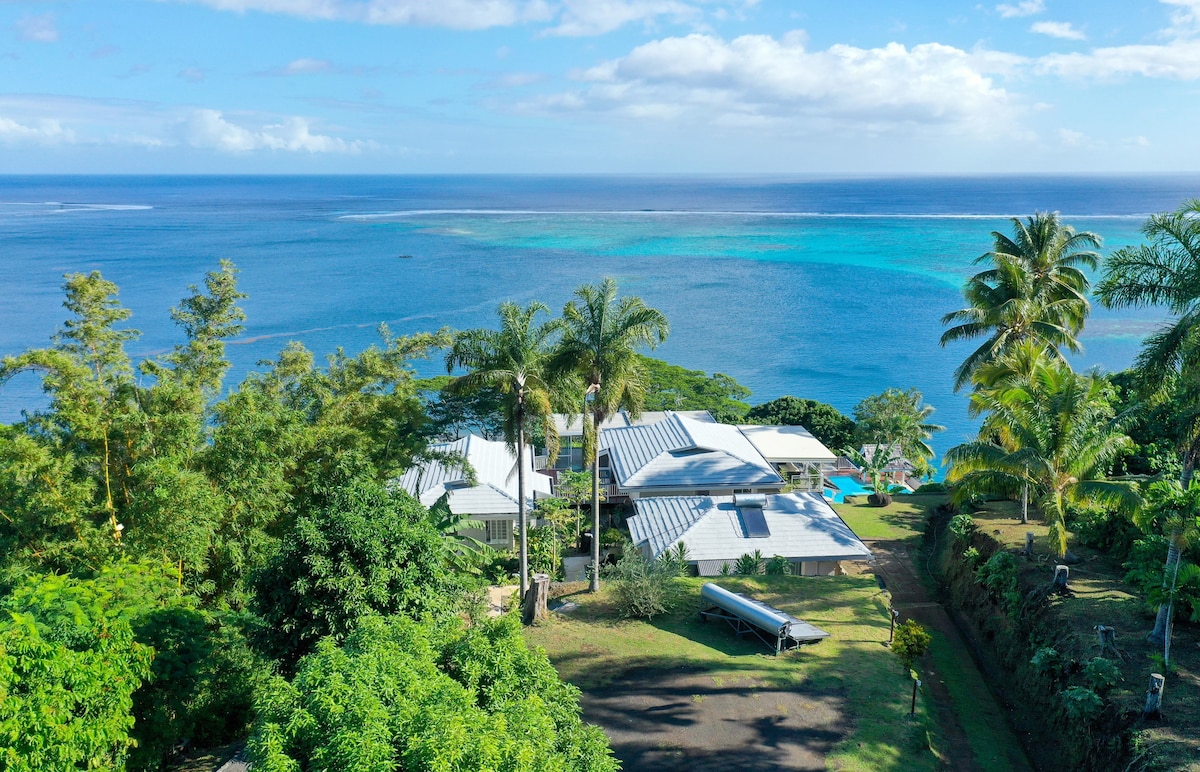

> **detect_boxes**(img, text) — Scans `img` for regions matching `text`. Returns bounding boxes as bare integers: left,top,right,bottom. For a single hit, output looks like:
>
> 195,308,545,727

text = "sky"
1,0,1199,173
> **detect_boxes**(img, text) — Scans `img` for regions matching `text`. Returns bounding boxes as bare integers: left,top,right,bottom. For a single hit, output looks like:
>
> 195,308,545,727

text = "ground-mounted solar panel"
741,505,770,538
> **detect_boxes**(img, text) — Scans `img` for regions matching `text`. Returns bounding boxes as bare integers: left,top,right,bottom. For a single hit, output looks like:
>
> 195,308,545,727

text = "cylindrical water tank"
701,582,788,633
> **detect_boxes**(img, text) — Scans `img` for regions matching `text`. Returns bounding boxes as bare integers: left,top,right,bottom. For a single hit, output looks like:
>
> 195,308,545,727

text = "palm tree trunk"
517,415,529,602
590,412,601,593
1148,529,1182,645
1021,483,1028,525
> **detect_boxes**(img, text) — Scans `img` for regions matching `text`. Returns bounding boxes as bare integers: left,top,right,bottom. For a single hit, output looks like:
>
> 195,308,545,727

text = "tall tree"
445,301,561,600
941,212,1100,390
551,278,669,592
744,396,857,450
853,387,944,464
1097,198,1200,484
945,359,1139,556
1134,480,1200,646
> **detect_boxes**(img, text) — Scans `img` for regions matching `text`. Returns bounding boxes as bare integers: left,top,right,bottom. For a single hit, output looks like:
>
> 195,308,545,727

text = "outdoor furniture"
698,582,829,654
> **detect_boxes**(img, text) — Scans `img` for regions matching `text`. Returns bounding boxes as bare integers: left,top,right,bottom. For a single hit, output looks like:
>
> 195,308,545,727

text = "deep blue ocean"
3,174,1197,458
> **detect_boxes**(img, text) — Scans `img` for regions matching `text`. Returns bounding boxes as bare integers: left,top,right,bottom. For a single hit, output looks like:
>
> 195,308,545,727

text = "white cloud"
278,57,333,75
523,33,1020,136
181,109,369,152
996,0,1044,19
178,66,207,82
1039,37,1200,78
14,13,59,43
0,115,75,143
1031,21,1085,40
1057,127,1085,145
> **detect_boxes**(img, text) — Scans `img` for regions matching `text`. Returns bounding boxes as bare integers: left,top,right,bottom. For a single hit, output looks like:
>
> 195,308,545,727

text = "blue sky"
1,0,1198,173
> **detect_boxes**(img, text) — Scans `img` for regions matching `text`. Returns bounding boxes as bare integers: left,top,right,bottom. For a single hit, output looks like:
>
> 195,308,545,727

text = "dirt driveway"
578,665,845,771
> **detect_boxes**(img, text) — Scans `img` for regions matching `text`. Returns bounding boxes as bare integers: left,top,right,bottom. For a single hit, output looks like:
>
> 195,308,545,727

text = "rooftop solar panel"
741,505,770,538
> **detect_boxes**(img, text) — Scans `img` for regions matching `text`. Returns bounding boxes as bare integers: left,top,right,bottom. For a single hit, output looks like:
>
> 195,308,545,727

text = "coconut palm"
1135,480,1200,646
1097,198,1200,482
941,212,1101,391
551,278,669,592
446,301,560,600
853,387,944,464
945,359,1139,557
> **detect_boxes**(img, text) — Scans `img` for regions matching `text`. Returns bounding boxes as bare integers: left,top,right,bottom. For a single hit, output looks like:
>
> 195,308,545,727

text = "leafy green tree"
853,387,944,463
1132,480,1200,646
637,355,751,422
251,455,455,670
551,278,669,592
841,444,901,507
891,619,932,670
248,614,617,772
941,212,1100,390
419,374,506,440
446,301,561,600
744,396,856,450
1097,199,1200,484
945,359,1139,556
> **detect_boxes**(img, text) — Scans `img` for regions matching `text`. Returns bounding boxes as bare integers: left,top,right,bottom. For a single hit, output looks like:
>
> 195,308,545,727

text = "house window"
733,489,752,494
485,519,512,545
696,490,710,496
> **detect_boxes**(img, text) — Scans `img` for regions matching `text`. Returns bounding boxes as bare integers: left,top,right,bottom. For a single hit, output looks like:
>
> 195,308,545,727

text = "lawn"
526,575,945,772
832,493,946,543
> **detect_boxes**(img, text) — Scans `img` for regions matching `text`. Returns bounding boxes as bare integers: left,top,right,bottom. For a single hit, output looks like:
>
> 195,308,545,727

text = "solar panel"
741,505,770,538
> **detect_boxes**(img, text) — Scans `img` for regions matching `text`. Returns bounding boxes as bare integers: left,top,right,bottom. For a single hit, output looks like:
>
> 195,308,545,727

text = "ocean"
2,174,1196,456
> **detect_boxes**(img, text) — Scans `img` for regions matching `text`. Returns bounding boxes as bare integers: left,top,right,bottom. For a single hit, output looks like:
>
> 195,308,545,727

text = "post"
1052,564,1069,594
1023,532,1035,560
910,672,921,717
888,607,900,645
523,573,551,625
1143,673,1165,720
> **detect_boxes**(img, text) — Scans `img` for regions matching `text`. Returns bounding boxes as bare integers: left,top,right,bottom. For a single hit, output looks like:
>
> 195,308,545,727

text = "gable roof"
600,412,782,491
629,492,872,563
860,443,917,472
395,434,552,516
552,410,715,437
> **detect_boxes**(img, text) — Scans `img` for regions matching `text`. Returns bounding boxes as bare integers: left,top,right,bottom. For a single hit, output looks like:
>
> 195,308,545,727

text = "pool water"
824,475,875,503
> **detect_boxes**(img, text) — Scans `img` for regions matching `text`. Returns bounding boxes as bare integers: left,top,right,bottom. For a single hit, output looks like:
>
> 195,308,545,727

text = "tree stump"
523,573,551,625
1094,625,1123,660
1022,532,1035,560
1051,564,1071,596
1143,673,1165,720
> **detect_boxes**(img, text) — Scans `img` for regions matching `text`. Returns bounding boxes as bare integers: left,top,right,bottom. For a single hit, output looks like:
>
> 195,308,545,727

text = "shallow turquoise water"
2,175,1195,457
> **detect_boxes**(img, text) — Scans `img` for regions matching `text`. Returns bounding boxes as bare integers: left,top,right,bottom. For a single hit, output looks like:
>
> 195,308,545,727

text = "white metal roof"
737,424,837,463
600,412,782,492
552,410,715,437
629,492,872,564
395,434,552,516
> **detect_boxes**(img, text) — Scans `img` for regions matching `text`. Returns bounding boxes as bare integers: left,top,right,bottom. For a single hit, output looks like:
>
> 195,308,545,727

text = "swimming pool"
824,475,875,503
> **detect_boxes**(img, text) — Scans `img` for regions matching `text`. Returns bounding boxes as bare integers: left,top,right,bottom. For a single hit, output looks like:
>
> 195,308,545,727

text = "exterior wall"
627,486,784,500
694,559,844,577
457,518,516,550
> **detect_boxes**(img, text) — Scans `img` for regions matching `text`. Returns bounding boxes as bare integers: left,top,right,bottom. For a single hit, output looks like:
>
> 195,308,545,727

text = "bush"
765,555,793,576
1060,686,1103,722
249,615,618,771
975,550,1020,614
1083,657,1121,694
608,550,680,620
915,481,947,494
1030,646,1065,679
600,527,625,548
735,550,764,575
892,619,932,670
948,513,976,544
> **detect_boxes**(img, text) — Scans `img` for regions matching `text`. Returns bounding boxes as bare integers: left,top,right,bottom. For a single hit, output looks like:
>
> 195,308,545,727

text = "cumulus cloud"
0,115,75,143
181,109,369,152
522,32,1021,136
996,0,1044,19
1031,21,1085,40
14,13,59,42
1035,0,1200,79
545,0,698,37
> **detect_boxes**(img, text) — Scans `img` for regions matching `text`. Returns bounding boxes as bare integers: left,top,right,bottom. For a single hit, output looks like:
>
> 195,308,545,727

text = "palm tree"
853,387,944,464
1134,480,1200,646
551,278,669,592
941,212,1101,391
446,301,560,600
1097,198,1200,484
945,359,1139,557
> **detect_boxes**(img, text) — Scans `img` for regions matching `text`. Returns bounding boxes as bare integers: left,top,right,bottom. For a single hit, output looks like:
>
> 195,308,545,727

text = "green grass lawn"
527,576,945,772
833,493,946,542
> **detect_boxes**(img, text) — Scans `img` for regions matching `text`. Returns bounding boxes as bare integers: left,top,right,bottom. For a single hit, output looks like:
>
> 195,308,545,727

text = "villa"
396,433,552,549
628,491,873,576
858,443,920,488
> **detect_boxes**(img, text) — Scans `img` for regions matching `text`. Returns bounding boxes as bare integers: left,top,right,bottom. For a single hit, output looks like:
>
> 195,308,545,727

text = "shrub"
659,543,691,577
608,550,680,620
600,527,625,548
1083,657,1121,694
948,513,976,543
961,546,982,568
975,551,1020,615
735,550,764,575
915,482,947,494
1030,646,1065,678
1060,686,1103,722
892,619,932,670
765,555,793,576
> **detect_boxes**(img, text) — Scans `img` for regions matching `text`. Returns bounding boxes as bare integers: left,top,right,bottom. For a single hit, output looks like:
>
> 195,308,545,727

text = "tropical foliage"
853,387,944,463
744,395,857,450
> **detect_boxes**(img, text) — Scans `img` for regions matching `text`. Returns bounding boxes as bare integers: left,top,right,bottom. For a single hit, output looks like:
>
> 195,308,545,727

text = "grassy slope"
528,575,941,772
967,500,1200,771
832,494,941,542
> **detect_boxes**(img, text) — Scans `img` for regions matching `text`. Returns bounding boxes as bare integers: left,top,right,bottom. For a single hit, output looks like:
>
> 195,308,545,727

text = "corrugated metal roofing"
629,492,872,564
552,410,715,437
601,412,782,492
395,434,551,515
